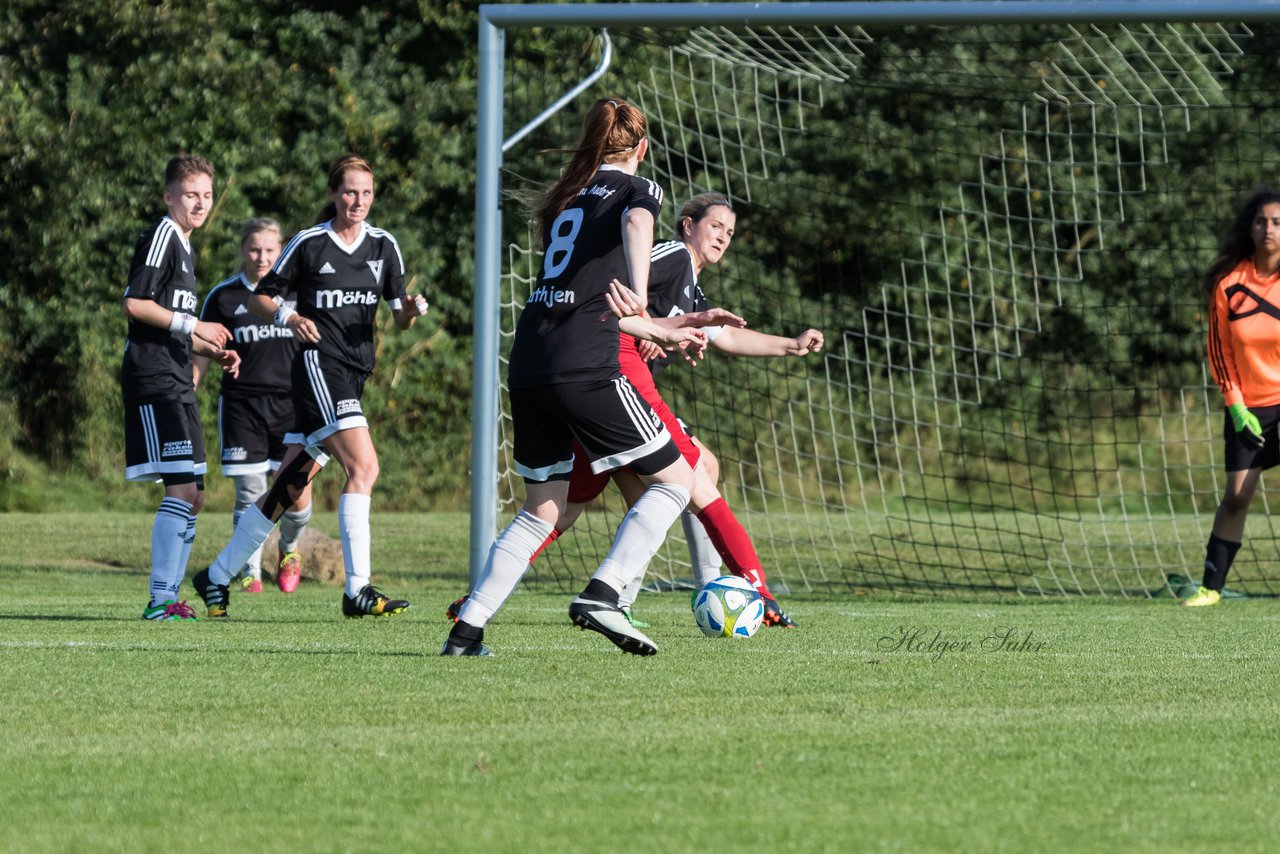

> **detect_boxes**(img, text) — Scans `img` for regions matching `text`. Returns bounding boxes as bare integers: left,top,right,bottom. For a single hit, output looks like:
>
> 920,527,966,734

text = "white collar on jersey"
323,220,369,255
161,215,193,254
597,163,628,174
237,271,257,291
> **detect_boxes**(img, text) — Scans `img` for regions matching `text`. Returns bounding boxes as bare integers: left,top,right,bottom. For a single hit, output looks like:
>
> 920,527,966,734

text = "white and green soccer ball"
691,575,765,639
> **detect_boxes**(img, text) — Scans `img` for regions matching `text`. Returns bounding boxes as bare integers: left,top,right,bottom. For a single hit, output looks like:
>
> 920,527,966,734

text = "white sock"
209,504,276,586
150,497,191,604
592,483,690,593
279,503,312,554
339,493,372,597
618,575,644,610
682,509,723,587
234,473,269,579
458,510,553,628
231,508,264,580
175,513,197,589
244,542,264,580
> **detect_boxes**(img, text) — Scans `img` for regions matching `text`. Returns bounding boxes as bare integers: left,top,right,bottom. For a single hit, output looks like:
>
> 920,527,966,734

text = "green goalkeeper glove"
1228,402,1265,450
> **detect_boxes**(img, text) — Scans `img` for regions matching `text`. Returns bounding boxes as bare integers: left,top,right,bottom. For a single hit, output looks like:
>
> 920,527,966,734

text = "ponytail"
535,98,647,235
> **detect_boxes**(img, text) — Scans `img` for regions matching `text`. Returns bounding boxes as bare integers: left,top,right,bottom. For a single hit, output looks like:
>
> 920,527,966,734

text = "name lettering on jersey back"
526,284,575,308
234,324,295,344
170,290,197,312
315,289,379,309
578,184,617,200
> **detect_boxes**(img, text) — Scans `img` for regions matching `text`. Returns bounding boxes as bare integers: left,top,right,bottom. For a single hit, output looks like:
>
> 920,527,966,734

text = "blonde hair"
239,217,282,247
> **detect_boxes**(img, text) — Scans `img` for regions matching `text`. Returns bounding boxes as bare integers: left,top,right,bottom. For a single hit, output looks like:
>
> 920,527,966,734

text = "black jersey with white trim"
256,221,406,376
199,273,297,397
646,238,722,377
648,239,708,319
508,168,665,388
121,216,200,403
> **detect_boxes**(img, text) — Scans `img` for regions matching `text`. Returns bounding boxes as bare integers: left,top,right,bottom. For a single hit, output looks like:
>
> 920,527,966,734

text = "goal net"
491,15,1280,598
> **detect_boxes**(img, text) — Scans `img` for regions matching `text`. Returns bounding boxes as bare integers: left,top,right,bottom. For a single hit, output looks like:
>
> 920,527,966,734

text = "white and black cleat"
568,596,658,656
441,621,492,656
441,637,493,657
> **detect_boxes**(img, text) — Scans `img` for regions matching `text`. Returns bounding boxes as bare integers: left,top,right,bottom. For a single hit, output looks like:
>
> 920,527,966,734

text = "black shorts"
285,350,368,458
1224,403,1280,472
217,393,296,476
124,397,206,485
510,376,680,483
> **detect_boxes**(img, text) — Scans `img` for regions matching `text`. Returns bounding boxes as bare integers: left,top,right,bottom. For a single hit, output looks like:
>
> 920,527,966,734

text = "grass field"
1,512,1277,852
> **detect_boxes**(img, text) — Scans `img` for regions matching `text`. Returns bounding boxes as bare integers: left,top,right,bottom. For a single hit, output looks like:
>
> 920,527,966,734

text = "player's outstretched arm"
712,326,824,358
619,315,708,364
669,307,746,330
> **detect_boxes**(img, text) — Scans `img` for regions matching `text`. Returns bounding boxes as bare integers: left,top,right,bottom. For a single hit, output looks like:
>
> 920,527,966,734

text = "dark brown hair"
317,154,375,224
535,98,647,233
678,192,734,240
164,154,215,188
1204,186,1280,302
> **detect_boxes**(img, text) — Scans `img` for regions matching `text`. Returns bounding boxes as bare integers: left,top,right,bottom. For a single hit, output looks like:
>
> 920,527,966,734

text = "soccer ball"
691,576,765,639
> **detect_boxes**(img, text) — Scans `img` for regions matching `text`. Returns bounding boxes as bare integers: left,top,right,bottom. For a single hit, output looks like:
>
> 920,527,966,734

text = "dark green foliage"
3,9,1280,525
0,0,477,508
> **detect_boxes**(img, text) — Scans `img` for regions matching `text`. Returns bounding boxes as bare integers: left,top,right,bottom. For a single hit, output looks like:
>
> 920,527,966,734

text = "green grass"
1,512,1277,852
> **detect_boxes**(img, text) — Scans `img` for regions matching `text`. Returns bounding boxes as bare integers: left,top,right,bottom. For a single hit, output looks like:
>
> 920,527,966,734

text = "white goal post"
472,1,1280,594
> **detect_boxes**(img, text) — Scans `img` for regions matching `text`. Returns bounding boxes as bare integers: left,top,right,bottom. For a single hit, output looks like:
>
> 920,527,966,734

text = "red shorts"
566,340,699,504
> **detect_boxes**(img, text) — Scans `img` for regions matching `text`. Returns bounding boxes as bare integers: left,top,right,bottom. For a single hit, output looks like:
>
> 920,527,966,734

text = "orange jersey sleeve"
1207,258,1280,408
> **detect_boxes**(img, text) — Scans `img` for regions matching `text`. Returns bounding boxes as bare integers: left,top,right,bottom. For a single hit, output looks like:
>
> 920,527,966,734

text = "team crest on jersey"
367,259,384,284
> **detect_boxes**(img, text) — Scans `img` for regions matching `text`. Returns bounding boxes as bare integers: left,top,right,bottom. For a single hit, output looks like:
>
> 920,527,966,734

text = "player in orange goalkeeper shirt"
1189,188,1280,606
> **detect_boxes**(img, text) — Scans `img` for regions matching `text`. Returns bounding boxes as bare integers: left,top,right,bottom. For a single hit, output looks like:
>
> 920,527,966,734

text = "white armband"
169,312,197,336
274,305,296,328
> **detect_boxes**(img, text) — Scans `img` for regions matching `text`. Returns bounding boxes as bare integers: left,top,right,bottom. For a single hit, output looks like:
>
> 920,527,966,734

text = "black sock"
581,578,620,607
1203,534,1241,591
449,620,483,644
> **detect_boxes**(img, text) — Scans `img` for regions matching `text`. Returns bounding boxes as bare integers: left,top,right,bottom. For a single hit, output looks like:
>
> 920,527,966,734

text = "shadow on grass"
0,614,129,622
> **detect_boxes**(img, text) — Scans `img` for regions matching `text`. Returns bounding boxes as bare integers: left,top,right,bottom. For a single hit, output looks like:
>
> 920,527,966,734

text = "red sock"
696,498,774,600
529,527,563,563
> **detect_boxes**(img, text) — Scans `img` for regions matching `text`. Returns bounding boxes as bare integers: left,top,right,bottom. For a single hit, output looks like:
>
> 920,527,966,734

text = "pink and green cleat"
278,552,302,593
142,600,200,621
